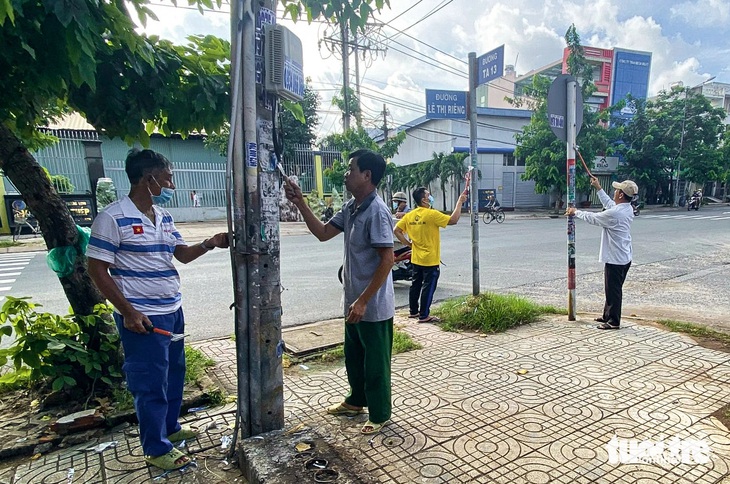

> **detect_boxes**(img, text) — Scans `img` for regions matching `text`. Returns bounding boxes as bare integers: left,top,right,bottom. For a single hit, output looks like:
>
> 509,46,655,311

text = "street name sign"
426,89,467,119
477,45,505,86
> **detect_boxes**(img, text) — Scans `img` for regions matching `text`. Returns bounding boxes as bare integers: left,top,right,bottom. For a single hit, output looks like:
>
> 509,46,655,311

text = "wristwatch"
200,239,214,251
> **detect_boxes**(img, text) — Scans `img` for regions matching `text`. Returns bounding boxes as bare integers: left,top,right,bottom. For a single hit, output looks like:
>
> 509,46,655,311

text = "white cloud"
137,0,728,138
670,0,730,27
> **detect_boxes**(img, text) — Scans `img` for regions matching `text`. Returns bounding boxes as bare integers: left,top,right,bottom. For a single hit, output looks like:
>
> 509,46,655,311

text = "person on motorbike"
392,191,410,219
394,187,468,323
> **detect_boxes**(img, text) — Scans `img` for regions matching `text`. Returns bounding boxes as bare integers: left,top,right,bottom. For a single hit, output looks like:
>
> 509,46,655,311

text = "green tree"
515,26,617,203
321,127,405,188
617,87,726,201
281,0,391,32
331,86,361,129
436,152,469,210
0,1,229,367
719,126,730,202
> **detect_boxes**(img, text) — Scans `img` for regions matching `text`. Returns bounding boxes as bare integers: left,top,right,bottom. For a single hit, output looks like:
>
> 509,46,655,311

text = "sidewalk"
1,312,728,482
197,311,730,483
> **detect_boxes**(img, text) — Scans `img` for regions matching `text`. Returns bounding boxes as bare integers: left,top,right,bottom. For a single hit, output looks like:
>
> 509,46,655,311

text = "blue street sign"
477,45,505,86
425,89,467,119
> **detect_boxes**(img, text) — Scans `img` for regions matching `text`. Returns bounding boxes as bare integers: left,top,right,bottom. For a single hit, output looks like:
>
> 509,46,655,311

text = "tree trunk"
0,125,112,346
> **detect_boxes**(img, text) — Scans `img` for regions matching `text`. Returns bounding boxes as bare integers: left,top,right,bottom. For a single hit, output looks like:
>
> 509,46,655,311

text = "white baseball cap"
612,180,638,197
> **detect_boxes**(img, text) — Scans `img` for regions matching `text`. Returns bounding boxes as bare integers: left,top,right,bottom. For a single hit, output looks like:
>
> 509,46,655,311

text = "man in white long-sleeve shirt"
566,176,638,330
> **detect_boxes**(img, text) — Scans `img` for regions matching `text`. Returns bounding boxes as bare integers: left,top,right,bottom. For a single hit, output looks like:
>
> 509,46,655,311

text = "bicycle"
12,210,42,241
482,206,505,224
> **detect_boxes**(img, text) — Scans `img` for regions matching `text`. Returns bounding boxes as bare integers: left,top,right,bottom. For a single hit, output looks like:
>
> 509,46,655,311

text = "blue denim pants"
114,307,185,457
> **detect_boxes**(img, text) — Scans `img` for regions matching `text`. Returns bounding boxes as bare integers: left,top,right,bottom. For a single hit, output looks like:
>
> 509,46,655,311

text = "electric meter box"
264,24,305,102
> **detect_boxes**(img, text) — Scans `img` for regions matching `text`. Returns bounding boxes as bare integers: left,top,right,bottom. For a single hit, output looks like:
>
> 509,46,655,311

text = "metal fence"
104,160,227,208
288,144,341,195
29,138,91,194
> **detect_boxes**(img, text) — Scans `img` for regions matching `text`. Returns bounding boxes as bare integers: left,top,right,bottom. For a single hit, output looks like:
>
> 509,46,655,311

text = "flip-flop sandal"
326,402,364,417
408,314,420,319
597,322,620,330
594,317,607,323
168,425,198,443
417,316,441,323
361,420,387,435
145,448,191,470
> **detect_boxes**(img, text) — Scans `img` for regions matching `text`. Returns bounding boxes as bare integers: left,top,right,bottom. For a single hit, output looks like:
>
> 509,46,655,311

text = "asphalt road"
10,205,730,341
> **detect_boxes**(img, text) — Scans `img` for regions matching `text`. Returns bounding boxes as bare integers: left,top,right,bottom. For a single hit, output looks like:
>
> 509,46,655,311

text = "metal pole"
566,79,577,321
468,52,480,296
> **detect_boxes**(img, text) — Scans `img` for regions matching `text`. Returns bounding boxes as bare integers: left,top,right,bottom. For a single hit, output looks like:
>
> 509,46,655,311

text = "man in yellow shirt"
394,187,468,323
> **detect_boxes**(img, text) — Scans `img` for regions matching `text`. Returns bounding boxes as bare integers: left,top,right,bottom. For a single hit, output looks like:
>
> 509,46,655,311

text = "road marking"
0,252,36,297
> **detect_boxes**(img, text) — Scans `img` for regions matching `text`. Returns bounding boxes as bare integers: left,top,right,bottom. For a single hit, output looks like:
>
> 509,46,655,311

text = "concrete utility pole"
468,52,480,296
340,21,351,130
229,0,284,443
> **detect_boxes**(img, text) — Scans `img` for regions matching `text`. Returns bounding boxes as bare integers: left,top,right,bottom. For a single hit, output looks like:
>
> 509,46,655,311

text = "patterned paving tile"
189,317,730,483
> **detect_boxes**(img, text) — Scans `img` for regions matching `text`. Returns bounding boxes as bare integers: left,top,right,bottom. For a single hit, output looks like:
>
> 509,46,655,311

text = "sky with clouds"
142,0,730,138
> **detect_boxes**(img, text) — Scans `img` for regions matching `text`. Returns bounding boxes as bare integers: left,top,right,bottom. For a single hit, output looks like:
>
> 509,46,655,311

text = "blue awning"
452,147,515,154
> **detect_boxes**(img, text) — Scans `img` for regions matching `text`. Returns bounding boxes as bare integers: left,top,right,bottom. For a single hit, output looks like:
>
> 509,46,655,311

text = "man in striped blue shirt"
87,149,227,470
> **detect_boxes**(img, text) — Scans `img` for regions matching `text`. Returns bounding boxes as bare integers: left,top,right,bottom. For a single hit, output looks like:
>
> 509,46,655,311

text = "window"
503,153,525,166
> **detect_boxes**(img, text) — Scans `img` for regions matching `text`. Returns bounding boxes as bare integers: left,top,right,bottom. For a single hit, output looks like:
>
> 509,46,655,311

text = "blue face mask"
428,195,434,207
149,177,175,205
392,202,399,210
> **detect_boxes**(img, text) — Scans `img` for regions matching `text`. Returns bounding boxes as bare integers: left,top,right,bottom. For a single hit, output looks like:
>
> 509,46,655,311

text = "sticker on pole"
247,142,258,168
546,74,584,142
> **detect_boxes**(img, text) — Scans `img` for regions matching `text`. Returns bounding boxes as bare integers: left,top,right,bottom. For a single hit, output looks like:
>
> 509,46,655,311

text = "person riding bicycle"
485,195,500,211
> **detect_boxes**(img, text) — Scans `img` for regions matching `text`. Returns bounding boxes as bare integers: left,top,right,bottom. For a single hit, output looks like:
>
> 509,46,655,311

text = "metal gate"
502,172,515,208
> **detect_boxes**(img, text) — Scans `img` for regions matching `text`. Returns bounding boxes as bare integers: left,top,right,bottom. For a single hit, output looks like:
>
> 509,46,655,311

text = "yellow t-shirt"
395,207,450,266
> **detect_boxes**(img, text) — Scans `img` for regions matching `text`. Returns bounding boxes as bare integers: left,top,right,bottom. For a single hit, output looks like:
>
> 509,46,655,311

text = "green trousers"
343,318,393,424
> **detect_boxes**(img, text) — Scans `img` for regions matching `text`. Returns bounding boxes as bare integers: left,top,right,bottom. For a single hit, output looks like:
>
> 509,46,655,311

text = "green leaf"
282,100,305,124
0,0,15,26
0,325,12,337
52,376,65,392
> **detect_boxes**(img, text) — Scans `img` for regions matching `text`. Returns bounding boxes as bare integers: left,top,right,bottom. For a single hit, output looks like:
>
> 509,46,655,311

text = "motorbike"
320,205,334,222
687,193,701,211
338,245,414,284
631,198,640,216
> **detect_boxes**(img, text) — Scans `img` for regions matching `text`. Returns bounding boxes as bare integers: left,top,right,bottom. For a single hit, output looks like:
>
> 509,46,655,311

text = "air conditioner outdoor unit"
264,24,304,102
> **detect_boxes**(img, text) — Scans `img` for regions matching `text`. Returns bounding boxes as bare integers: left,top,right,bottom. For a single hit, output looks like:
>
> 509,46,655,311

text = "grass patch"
393,326,422,353
0,240,20,249
184,346,216,384
315,327,421,364
657,320,730,348
111,387,135,412
433,293,563,333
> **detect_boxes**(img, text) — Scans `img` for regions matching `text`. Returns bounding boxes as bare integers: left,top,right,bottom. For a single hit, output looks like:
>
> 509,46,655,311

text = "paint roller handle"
148,326,173,337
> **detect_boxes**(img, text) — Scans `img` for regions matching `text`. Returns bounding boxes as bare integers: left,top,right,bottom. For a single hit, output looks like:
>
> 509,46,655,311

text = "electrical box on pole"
264,24,304,102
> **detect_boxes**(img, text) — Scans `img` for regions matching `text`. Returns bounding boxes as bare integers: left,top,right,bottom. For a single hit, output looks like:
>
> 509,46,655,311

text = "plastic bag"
46,225,91,277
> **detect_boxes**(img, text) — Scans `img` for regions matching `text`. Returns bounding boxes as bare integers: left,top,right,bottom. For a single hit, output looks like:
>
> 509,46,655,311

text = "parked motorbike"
687,192,701,211
338,246,414,284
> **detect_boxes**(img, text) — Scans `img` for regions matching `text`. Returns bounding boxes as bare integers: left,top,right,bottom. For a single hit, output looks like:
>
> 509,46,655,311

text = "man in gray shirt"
284,149,395,435
566,176,637,329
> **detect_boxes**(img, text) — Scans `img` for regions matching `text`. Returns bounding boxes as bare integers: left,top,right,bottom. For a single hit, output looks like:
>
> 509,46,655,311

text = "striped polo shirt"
87,196,186,316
